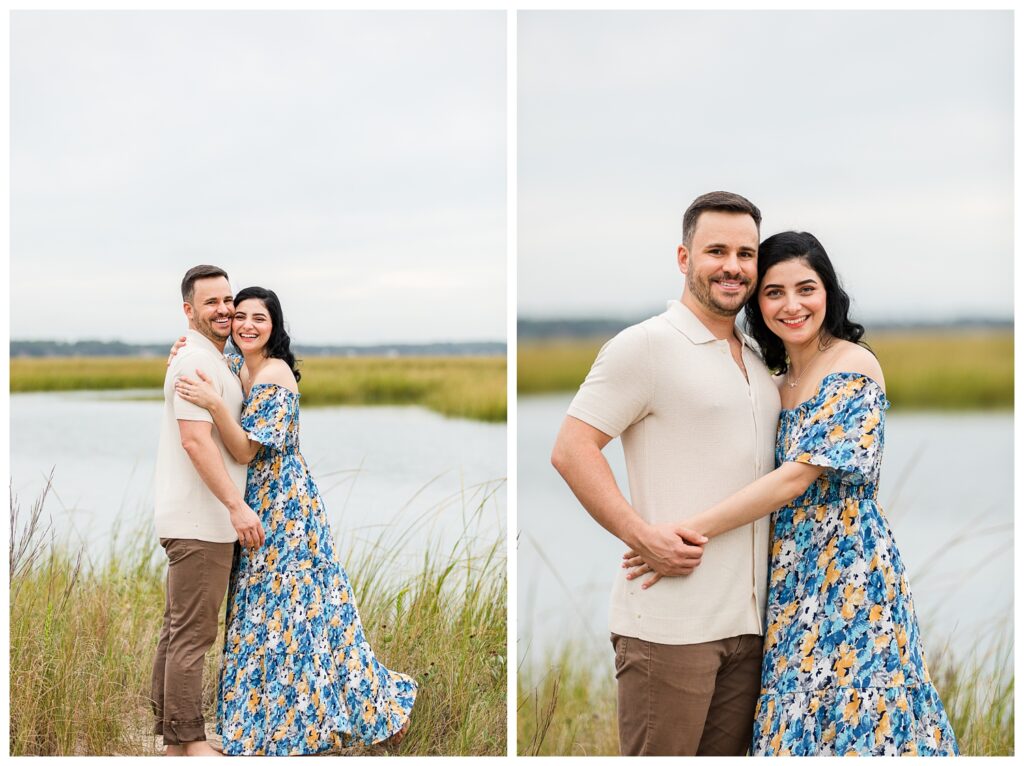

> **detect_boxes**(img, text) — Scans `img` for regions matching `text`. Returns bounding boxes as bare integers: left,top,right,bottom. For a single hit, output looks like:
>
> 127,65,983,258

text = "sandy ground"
140,723,393,757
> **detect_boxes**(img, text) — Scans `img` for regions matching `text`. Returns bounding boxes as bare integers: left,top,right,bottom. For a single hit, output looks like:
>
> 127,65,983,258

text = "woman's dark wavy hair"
744,231,870,374
229,286,302,382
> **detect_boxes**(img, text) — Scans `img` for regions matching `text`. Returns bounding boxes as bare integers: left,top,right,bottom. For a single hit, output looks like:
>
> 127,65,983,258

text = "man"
150,265,265,756
551,192,781,756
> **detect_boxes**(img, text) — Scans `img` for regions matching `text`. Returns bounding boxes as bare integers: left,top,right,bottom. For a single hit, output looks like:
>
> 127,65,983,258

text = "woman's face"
232,298,272,354
757,258,828,346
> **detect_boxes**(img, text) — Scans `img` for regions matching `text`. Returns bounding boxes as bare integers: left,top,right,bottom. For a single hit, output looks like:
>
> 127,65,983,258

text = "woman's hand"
174,369,222,412
166,336,187,366
622,549,664,589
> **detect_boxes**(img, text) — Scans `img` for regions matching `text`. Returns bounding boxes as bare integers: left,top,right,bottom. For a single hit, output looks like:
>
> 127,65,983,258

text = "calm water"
10,391,506,572
518,394,1013,668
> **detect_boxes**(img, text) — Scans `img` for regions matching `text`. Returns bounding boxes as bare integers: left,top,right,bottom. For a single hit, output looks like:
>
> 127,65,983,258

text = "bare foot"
182,741,223,757
165,744,183,756
385,719,411,751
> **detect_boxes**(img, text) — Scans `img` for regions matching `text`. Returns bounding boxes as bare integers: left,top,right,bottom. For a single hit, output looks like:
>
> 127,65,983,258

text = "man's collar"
662,300,759,351
185,328,229,357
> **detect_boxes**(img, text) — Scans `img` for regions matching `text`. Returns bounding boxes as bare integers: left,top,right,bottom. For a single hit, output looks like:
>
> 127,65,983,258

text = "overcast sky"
12,11,505,344
519,11,1013,324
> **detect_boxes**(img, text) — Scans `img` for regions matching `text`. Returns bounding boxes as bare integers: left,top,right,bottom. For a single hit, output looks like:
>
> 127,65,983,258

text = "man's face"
184,276,234,342
678,211,759,317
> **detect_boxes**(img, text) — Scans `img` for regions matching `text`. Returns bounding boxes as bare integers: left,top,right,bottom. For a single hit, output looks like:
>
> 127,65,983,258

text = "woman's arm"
624,461,824,588
683,461,823,539
175,370,261,464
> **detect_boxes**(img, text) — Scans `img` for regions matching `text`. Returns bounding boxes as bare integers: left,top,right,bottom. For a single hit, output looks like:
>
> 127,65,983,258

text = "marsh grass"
517,644,618,757
10,355,507,422
518,330,1013,409
10,478,507,756
869,331,1013,411
928,634,1015,756
516,635,1013,756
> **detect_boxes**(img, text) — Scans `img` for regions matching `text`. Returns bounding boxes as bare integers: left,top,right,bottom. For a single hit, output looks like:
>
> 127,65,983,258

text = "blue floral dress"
752,373,958,756
215,382,417,756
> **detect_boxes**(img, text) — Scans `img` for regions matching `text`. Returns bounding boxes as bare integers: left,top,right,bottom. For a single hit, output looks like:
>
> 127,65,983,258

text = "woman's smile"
779,314,810,328
232,298,272,352
758,259,827,343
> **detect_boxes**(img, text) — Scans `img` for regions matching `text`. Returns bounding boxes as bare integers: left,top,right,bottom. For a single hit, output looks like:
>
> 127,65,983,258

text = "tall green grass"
10,477,507,756
870,331,1013,411
518,330,1013,410
517,645,618,757
10,355,507,422
517,635,1013,756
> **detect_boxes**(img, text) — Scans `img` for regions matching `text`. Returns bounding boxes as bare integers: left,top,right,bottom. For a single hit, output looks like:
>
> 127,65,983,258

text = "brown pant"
612,632,763,756
150,538,235,746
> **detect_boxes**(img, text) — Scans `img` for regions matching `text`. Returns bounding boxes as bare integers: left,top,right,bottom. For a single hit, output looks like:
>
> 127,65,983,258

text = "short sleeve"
785,374,889,485
170,351,219,423
226,353,243,376
240,385,295,450
566,324,653,439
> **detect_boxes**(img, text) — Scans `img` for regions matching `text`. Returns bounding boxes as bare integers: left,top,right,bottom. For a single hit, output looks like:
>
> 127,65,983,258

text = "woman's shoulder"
825,341,885,393
252,358,299,394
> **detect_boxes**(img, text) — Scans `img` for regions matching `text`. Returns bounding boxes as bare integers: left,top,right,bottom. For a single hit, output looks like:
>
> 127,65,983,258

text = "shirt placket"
742,344,765,634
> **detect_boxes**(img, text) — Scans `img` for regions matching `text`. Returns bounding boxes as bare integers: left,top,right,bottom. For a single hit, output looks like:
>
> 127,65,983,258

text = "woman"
172,286,416,756
623,232,958,756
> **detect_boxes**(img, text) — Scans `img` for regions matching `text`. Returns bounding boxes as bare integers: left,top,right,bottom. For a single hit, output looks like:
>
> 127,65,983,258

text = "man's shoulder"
168,344,221,373
615,311,699,352
610,311,673,342
598,320,655,360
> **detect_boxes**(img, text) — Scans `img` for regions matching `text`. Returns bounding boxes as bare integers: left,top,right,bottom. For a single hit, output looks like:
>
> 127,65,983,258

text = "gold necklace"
785,366,805,389
786,342,831,389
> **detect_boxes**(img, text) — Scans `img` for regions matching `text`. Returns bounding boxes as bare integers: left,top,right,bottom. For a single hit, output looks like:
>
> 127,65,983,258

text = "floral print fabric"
215,383,417,755
752,372,958,756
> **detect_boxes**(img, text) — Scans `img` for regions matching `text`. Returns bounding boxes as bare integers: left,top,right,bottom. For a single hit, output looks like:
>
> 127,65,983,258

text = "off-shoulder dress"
215,380,417,755
752,373,957,756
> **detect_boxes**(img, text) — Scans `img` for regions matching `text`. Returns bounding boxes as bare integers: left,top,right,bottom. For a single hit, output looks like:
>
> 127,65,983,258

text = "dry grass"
10,355,507,422
517,636,1013,756
518,330,1012,410
10,477,507,756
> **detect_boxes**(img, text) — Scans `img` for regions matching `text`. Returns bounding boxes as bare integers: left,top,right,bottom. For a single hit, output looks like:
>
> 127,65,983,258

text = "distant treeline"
518,316,1013,340
10,339,506,358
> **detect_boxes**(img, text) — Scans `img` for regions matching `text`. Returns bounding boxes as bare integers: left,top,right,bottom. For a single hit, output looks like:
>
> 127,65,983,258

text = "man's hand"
230,505,265,549
622,524,707,589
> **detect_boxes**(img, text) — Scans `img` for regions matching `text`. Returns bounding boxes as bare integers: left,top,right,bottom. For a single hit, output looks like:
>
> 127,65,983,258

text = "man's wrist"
620,515,649,551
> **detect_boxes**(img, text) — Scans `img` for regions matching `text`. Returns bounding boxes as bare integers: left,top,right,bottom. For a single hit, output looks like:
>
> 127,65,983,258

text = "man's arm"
178,420,265,548
551,415,706,576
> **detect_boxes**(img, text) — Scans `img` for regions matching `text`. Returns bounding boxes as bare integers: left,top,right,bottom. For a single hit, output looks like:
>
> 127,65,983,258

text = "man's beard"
687,273,753,317
195,314,231,343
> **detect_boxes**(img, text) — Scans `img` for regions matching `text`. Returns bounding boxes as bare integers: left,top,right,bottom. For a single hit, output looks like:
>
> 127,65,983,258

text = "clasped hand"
622,523,707,589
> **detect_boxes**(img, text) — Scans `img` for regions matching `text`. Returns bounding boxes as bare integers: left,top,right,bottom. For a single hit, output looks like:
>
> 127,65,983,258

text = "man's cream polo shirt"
154,330,246,542
567,300,781,645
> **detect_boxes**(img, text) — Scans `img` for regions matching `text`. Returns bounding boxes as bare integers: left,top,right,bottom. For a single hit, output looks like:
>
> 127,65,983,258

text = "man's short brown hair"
682,191,762,247
181,265,229,303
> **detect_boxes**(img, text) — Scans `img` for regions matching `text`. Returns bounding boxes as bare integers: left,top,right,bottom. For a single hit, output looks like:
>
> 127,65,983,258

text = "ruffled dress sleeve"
240,385,295,450
226,353,244,376
784,373,889,485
